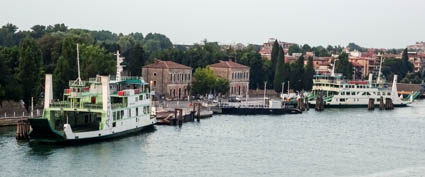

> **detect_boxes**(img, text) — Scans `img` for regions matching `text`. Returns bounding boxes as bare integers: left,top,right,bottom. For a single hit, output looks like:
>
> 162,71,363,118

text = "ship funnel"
44,74,53,109
368,73,373,85
101,76,111,111
392,75,398,94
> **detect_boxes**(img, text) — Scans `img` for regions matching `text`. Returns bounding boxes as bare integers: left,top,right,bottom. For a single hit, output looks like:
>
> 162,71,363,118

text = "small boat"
216,99,302,115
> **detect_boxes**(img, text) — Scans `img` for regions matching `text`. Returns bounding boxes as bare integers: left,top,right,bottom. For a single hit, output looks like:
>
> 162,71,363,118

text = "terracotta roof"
208,60,249,69
143,59,191,69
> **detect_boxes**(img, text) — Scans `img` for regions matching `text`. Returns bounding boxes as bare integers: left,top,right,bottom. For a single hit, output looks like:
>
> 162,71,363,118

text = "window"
153,81,157,88
136,108,139,116
113,112,117,121
121,110,124,119
139,95,144,100
340,98,346,102
341,92,345,95
128,109,131,118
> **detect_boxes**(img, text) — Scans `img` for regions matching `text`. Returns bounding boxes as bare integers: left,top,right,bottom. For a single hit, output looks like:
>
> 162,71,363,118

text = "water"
2,101,425,177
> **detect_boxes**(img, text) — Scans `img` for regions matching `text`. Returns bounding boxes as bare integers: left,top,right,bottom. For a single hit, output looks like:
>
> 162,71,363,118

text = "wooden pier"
16,119,31,140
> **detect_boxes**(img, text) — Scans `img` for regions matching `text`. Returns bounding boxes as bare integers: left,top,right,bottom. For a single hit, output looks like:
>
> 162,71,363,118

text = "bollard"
368,98,375,110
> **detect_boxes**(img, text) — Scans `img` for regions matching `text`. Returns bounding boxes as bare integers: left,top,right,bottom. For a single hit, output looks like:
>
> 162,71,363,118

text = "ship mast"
114,50,125,81
73,43,83,86
377,53,383,84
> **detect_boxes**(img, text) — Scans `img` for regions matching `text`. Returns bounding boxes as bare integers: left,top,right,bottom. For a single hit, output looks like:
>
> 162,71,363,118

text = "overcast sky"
1,0,424,48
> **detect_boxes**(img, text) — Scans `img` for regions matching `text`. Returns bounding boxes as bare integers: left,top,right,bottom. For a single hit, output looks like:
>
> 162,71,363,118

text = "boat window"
113,112,117,121
341,92,345,95
340,98,346,102
128,109,132,118
121,111,124,119
351,92,356,95
377,92,380,96
387,92,391,96
136,108,139,116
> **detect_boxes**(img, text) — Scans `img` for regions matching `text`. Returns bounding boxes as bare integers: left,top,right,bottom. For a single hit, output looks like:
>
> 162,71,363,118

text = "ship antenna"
73,43,83,86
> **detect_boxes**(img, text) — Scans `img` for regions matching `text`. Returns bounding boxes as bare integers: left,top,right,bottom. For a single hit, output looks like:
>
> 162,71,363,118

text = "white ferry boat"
307,73,409,108
28,50,156,143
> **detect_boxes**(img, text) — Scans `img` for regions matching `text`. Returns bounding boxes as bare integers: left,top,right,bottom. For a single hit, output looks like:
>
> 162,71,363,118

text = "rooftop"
143,59,192,69
209,60,249,69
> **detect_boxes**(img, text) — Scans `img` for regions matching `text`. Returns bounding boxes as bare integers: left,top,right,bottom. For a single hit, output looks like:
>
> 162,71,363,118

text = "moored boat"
28,50,156,143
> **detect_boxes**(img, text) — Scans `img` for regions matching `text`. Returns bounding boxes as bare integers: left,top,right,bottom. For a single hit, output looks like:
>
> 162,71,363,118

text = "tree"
30,25,47,39
124,43,146,76
53,37,77,99
0,47,22,102
400,48,414,80
303,56,315,91
273,47,286,92
302,44,311,53
18,38,43,109
288,45,302,55
237,47,265,89
292,55,305,91
191,67,229,95
270,40,280,87
80,45,116,79
335,52,353,79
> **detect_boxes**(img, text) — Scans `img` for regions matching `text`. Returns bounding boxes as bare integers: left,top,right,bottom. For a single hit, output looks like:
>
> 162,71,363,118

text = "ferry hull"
220,107,301,115
308,103,408,109
28,118,155,144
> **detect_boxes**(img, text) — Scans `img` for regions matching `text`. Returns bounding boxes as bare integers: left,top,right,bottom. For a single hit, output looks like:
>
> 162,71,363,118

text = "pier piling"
368,98,375,110
385,98,394,110
16,120,30,140
315,96,324,111
379,96,385,110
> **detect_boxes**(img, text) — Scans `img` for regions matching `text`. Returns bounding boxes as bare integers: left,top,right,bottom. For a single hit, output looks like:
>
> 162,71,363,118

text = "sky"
1,0,424,48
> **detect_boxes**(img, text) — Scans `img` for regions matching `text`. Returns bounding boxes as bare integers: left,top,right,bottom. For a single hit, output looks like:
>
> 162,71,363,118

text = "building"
259,38,296,60
142,60,192,100
208,60,250,97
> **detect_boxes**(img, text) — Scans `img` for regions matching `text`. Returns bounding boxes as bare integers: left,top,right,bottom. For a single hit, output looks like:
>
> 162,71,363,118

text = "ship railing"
50,101,72,108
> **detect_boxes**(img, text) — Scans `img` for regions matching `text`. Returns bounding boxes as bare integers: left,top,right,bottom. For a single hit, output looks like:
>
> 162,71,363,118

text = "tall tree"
53,37,77,99
273,47,286,92
125,43,146,76
270,40,280,87
292,55,305,91
335,52,353,79
400,48,413,80
18,38,43,109
303,56,315,91
80,45,116,79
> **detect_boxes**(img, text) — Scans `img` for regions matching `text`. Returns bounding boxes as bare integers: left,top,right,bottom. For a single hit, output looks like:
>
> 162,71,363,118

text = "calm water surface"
2,101,425,177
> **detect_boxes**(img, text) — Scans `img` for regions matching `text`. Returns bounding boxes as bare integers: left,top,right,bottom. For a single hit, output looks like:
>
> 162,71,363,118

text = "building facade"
208,60,250,97
142,60,192,100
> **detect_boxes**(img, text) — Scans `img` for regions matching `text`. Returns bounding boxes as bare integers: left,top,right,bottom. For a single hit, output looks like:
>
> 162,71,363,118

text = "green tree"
236,47,265,89
292,55,305,91
53,37,77,99
273,47,286,92
80,45,116,79
302,44,311,53
270,40,280,87
400,48,414,80
18,38,43,109
192,67,228,95
124,43,146,76
303,56,315,91
335,52,353,79
288,45,302,55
